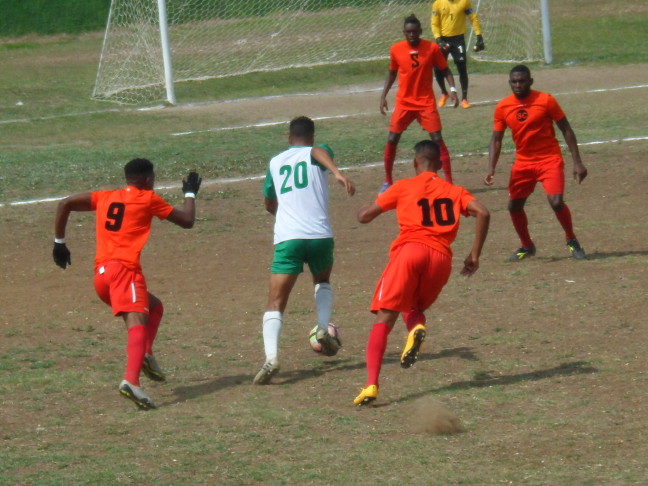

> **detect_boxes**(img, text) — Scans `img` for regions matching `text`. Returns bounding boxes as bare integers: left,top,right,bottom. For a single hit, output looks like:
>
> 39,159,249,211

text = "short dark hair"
124,158,154,177
510,64,531,77
289,116,315,138
404,14,421,29
414,140,440,159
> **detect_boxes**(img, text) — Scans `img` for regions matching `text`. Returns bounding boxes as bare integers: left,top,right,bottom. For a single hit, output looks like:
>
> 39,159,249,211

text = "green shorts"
271,238,334,275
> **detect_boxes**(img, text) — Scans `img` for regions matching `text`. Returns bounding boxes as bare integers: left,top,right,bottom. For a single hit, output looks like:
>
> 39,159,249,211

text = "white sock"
262,311,282,362
314,282,333,331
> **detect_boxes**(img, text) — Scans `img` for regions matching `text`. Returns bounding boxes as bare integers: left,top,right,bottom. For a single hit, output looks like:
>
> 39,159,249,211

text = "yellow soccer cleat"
438,93,449,108
400,324,426,369
354,384,379,407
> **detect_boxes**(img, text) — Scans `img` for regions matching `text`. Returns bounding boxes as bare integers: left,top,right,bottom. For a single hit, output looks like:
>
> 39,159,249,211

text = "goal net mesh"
93,0,543,104
469,0,543,63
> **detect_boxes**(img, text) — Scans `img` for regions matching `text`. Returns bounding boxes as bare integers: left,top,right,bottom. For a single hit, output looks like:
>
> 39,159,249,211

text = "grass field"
1,1,648,484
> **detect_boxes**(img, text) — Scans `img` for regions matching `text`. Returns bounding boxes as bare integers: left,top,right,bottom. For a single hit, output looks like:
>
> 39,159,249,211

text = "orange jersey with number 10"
376,171,476,258
389,39,448,110
91,186,174,271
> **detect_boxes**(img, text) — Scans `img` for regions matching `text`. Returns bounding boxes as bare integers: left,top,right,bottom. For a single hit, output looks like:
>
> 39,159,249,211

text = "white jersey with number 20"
265,145,332,244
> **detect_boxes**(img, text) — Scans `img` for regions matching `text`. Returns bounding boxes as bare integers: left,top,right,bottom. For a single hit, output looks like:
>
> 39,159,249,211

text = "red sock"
510,210,534,248
554,204,576,241
438,140,452,184
403,310,426,332
125,325,146,386
365,322,391,387
383,141,397,184
146,302,164,355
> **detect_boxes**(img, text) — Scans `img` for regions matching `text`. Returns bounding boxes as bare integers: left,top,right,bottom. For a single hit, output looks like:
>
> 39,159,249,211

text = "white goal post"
92,0,550,105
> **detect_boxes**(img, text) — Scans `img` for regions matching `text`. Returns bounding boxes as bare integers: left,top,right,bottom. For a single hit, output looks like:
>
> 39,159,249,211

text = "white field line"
170,83,648,136
2,82,648,208
2,134,647,208
2,83,647,127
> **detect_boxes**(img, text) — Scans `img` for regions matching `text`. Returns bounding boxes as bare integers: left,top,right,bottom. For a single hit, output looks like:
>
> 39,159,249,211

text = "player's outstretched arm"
556,117,588,184
167,171,201,228
53,192,93,269
460,199,490,276
357,202,383,224
484,130,505,186
311,147,355,196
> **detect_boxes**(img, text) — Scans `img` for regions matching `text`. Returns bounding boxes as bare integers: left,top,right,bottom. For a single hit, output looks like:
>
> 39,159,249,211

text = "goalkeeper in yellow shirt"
431,0,485,109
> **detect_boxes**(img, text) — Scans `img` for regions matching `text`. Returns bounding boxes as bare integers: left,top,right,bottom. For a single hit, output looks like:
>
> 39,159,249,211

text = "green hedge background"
0,0,111,37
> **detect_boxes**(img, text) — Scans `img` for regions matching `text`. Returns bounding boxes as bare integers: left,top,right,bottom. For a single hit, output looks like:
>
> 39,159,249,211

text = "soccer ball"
309,323,341,353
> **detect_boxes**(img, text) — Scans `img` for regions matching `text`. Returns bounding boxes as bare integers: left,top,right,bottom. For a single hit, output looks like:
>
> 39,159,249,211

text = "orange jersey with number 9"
91,186,173,271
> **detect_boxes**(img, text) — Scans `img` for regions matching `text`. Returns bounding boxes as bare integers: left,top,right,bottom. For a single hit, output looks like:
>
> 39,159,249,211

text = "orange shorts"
370,242,452,314
509,157,565,200
389,106,442,134
94,261,149,316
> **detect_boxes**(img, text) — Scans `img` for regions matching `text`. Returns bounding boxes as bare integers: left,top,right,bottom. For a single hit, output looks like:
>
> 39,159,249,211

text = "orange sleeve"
546,94,566,122
150,192,174,220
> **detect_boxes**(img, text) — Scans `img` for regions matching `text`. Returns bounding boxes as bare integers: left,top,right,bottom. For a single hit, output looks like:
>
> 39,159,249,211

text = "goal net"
93,0,431,105
468,0,544,63
92,0,547,105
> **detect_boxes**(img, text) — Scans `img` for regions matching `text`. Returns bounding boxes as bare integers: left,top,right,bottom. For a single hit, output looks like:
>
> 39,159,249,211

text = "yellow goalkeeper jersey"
431,0,482,38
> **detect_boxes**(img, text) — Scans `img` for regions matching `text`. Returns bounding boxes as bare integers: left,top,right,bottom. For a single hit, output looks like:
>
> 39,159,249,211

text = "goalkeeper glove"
53,242,71,269
436,38,450,52
474,35,485,52
182,171,202,197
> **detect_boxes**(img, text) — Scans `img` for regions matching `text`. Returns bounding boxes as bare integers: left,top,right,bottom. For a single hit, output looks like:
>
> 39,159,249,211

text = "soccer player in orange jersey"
379,14,459,193
53,158,201,410
484,65,588,261
354,140,490,406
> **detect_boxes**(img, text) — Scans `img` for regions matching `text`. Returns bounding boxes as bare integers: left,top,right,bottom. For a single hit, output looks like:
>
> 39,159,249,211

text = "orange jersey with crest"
376,171,475,258
494,90,566,164
91,186,174,271
389,39,448,110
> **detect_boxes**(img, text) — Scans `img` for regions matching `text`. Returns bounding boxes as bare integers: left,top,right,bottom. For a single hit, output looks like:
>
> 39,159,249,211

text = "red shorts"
370,242,452,314
508,157,565,200
94,261,149,316
389,106,442,134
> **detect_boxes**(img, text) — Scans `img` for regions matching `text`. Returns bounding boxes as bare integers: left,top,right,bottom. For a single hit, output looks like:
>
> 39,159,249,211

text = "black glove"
53,242,71,269
436,38,450,52
182,171,202,197
474,35,485,52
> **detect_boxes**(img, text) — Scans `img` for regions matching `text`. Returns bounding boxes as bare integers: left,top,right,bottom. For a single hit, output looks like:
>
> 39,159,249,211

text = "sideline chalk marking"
2,135,647,208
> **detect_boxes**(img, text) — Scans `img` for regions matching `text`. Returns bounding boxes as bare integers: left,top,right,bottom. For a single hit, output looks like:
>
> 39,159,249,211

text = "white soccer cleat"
253,358,280,385
119,380,157,410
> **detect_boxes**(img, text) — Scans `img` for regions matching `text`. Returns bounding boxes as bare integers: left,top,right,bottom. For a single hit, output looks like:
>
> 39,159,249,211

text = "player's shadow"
529,248,648,263
381,360,598,407
164,346,480,404
278,346,479,385
167,374,252,404
563,249,648,261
